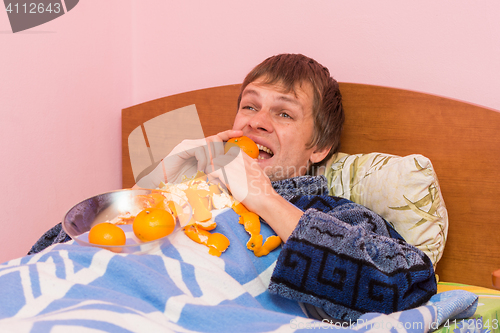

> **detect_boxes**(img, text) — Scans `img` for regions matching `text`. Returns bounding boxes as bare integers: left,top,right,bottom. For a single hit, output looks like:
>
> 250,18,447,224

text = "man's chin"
256,157,274,172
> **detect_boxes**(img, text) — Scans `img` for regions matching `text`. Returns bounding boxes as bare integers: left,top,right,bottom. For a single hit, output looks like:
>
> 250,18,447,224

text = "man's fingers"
211,140,226,158
193,145,209,173
214,129,243,143
156,130,244,185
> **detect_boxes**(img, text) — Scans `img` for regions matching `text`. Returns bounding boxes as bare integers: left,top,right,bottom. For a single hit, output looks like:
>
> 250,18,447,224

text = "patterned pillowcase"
323,152,449,269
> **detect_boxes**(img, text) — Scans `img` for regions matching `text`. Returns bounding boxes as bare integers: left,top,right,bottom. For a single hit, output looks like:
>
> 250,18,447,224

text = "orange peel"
232,201,249,215
254,235,282,257
207,233,230,257
186,217,217,231
183,225,230,257
183,224,211,245
209,184,222,195
233,203,281,256
151,172,240,256
185,188,212,222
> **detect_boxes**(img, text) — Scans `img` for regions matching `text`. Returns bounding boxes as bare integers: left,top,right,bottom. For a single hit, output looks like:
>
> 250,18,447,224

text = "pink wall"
0,0,132,262
1,1,499,263
131,1,500,111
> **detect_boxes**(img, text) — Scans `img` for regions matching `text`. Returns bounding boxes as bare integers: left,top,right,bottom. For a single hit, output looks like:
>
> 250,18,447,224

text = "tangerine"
88,223,126,250
224,136,259,159
133,208,175,242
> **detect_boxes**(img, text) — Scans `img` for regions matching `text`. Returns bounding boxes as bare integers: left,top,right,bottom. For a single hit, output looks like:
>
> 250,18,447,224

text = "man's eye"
279,112,292,119
242,106,256,111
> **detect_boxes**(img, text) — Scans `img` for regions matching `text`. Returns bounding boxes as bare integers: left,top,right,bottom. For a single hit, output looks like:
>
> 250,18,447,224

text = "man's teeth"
256,144,274,159
257,144,273,154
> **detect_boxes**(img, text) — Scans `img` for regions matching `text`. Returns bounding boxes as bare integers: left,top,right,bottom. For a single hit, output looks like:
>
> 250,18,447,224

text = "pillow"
323,152,448,269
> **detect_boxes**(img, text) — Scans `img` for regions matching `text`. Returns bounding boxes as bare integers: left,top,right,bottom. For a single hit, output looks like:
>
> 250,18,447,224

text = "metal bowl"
62,189,192,254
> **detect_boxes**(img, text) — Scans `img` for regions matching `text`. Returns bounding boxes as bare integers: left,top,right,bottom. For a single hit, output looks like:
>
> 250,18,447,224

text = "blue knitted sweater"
269,175,436,321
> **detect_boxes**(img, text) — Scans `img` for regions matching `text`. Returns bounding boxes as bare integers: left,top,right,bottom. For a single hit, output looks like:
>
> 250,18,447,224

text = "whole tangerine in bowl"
88,222,126,253
89,222,126,246
133,208,176,242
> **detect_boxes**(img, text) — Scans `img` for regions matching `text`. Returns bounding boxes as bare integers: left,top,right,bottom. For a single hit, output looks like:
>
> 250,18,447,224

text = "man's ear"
309,146,331,164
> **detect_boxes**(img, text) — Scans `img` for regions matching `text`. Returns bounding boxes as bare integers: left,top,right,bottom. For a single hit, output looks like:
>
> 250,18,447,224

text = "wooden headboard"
122,83,500,289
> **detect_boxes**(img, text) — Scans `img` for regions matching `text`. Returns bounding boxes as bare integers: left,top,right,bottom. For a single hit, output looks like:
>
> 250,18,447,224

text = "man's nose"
249,109,272,132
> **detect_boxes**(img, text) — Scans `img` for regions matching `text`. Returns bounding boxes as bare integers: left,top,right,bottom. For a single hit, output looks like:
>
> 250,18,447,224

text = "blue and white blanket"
0,209,478,332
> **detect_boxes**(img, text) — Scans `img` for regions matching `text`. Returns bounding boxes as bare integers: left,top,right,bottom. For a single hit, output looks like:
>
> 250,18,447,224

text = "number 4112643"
5,2,62,14
444,318,498,330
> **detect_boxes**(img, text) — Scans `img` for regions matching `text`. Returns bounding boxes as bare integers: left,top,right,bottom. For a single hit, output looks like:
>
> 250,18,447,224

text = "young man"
136,54,436,321
31,54,436,322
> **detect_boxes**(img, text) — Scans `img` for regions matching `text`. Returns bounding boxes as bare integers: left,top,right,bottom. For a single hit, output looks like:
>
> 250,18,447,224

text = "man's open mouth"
257,144,274,159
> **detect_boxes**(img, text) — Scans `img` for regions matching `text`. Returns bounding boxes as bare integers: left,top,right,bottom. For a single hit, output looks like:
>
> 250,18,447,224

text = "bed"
122,83,500,288
0,83,499,332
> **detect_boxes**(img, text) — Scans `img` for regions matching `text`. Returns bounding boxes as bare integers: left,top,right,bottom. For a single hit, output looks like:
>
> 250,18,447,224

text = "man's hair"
237,53,345,164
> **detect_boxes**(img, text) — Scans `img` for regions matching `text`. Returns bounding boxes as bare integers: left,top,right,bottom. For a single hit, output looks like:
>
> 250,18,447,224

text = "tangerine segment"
133,208,175,242
224,136,259,159
254,235,282,257
88,223,126,250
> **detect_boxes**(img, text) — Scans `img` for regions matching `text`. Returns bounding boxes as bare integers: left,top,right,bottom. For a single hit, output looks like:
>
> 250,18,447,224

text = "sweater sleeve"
268,195,436,322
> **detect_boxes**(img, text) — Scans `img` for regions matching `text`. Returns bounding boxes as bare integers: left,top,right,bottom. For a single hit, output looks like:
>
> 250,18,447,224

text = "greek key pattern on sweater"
270,194,436,321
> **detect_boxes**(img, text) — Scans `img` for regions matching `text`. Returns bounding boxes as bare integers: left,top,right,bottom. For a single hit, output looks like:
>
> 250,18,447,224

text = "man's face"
232,78,328,181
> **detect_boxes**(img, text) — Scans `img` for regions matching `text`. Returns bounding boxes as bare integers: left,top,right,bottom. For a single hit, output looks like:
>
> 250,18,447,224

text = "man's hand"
135,129,243,189
210,146,273,211
135,129,303,242
209,146,303,242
